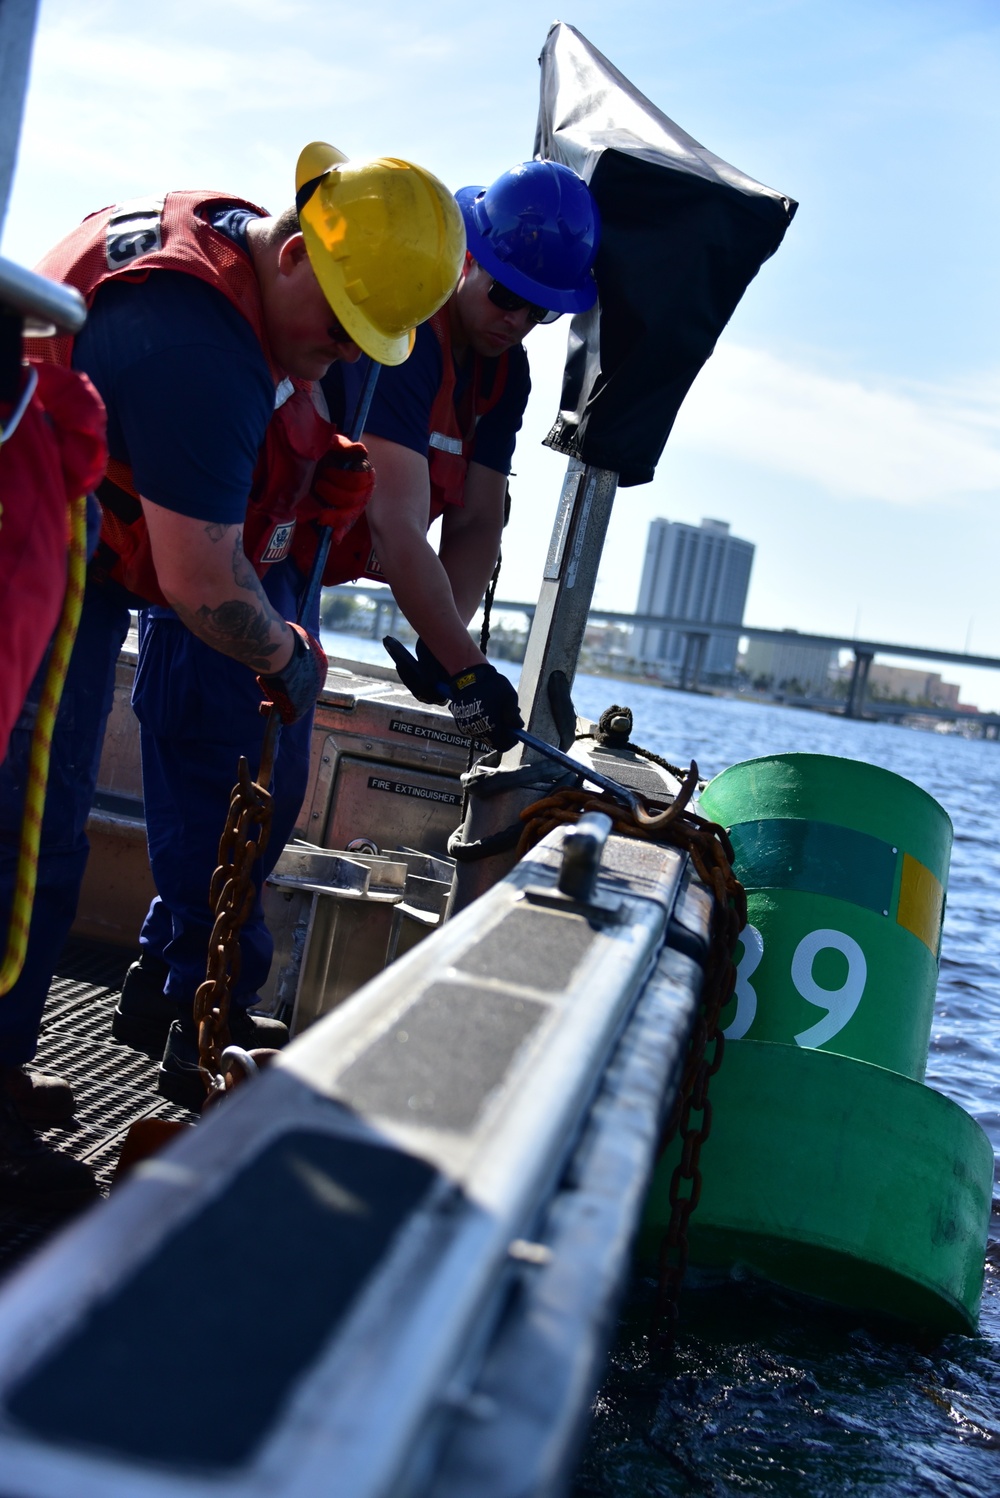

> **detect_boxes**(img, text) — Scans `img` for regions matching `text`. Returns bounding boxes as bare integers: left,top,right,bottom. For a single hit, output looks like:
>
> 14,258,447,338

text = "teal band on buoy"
728,818,945,955
699,753,952,1077
642,751,994,1332
729,818,897,915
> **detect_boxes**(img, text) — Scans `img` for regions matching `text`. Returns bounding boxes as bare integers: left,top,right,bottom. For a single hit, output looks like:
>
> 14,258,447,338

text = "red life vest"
25,192,335,607
321,307,509,585
0,363,108,760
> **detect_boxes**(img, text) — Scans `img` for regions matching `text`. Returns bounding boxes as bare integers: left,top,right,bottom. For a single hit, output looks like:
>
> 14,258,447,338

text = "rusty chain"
186,370,380,1105
654,828,744,1343
192,714,278,1103
516,768,746,1338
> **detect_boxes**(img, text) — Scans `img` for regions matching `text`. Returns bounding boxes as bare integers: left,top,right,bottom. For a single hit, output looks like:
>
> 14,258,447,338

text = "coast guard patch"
260,521,295,563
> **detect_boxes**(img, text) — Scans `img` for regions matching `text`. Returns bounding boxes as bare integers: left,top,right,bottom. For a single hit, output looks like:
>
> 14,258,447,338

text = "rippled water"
323,634,1000,1494
565,678,1000,1498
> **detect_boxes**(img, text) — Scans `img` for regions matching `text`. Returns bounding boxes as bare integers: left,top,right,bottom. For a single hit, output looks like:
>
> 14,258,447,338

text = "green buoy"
641,753,993,1332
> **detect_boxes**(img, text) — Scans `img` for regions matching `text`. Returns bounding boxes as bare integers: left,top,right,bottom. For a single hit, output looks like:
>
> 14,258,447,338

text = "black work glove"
447,662,523,752
257,624,328,724
383,636,449,705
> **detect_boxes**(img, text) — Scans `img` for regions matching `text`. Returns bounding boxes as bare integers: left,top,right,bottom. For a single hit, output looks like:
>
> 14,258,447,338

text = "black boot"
0,1090,98,1212
0,1065,76,1127
111,954,175,1052
157,1008,288,1111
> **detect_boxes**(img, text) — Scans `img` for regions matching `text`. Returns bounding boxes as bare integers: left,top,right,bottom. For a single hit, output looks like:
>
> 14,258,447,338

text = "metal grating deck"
0,939,197,1277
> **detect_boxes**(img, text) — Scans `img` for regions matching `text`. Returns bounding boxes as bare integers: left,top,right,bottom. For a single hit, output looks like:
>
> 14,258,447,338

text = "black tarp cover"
536,22,797,486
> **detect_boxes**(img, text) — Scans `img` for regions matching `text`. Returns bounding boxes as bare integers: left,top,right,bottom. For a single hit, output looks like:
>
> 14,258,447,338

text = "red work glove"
257,624,328,724
309,434,374,543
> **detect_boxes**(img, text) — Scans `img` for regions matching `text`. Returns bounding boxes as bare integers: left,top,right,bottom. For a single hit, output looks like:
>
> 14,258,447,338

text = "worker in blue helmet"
319,160,600,750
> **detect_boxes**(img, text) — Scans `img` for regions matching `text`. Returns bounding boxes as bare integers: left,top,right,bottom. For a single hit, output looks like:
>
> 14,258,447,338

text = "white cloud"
29,23,364,112
671,343,1000,506
3,3,486,258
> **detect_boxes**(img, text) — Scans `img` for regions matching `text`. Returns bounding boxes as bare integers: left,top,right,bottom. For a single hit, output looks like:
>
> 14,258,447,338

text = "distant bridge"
323,586,1000,725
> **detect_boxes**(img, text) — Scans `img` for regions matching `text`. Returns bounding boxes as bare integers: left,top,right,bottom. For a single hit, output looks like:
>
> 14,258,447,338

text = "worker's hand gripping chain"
192,367,380,1102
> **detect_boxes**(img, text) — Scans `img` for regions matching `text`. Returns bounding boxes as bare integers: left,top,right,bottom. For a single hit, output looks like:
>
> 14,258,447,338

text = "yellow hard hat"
296,142,466,366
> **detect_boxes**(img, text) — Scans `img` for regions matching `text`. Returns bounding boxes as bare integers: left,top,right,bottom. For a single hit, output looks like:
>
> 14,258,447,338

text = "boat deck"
0,941,196,1279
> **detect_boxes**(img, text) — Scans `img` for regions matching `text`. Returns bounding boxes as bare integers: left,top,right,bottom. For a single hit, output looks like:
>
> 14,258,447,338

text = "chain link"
655,810,743,1343
192,716,277,1098
516,768,746,1339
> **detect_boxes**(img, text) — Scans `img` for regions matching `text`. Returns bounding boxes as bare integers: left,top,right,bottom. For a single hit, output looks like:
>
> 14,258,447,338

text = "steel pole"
846,649,874,719
0,0,40,238
450,459,619,914
516,460,619,741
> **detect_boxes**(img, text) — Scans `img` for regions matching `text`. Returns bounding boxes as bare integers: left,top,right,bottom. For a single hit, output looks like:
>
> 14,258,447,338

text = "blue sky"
6,0,1000,704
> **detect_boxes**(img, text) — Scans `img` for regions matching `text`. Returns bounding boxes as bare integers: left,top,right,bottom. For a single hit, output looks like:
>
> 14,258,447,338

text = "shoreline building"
633,517,754,685
743,634,836,697
866,664,962,709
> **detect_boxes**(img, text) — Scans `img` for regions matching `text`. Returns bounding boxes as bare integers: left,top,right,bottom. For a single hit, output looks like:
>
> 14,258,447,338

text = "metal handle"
558,812,613,902
299,354,380,629
516,729,641,820
0,255,87,334
514,728,681,832
261,355,382,767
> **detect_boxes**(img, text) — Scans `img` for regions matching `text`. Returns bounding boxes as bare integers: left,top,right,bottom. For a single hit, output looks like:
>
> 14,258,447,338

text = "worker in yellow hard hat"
296,142,466,367
319,159,600,754
0,147,465,1183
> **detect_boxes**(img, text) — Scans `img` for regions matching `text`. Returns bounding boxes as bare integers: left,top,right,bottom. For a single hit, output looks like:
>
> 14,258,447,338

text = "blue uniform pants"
0,579,131,1065
132,558,315,1010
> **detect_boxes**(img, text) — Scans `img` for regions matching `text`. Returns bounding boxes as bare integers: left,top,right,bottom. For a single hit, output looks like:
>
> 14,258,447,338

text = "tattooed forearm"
161,523,292,670
191,601,285,671
169,550,291,671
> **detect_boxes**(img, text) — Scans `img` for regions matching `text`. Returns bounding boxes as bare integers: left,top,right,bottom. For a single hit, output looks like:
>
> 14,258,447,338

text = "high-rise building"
633,517,754,682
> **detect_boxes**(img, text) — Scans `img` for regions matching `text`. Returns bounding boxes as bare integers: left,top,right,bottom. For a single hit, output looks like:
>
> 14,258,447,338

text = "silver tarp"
536,21,797,486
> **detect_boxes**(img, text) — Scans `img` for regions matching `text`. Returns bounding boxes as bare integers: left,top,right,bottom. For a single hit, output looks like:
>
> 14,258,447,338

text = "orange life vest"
321,307,508,585
0,363,108,759
26,192,334,607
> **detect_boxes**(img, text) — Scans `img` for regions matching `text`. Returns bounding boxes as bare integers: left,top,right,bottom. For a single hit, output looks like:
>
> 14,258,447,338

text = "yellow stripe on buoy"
0,493,87,996
896,851,945,957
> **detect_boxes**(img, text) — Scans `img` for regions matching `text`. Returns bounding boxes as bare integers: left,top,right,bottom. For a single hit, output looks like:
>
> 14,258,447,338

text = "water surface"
566,680,1000,1498
322,633,1000,1494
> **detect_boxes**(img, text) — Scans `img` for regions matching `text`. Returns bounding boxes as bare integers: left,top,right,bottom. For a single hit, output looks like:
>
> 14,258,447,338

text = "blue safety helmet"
456,160,600,315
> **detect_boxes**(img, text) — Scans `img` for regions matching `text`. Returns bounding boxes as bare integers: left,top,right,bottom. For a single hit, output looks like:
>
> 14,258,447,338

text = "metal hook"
220,1046,260,1082
516,729,686,831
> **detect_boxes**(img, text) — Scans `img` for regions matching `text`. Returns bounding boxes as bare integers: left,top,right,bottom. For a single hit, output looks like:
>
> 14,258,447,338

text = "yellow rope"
0,492,87,995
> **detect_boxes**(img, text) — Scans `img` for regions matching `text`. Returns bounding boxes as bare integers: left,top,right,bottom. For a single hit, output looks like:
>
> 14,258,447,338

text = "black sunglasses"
327,317,355,346
486,277,562,325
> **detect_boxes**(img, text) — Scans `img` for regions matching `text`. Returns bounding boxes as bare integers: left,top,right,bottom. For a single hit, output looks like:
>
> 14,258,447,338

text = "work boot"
0,1065,76,1128
0,1090,98,1212
157,1008,289,1111
111,953,175,1052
